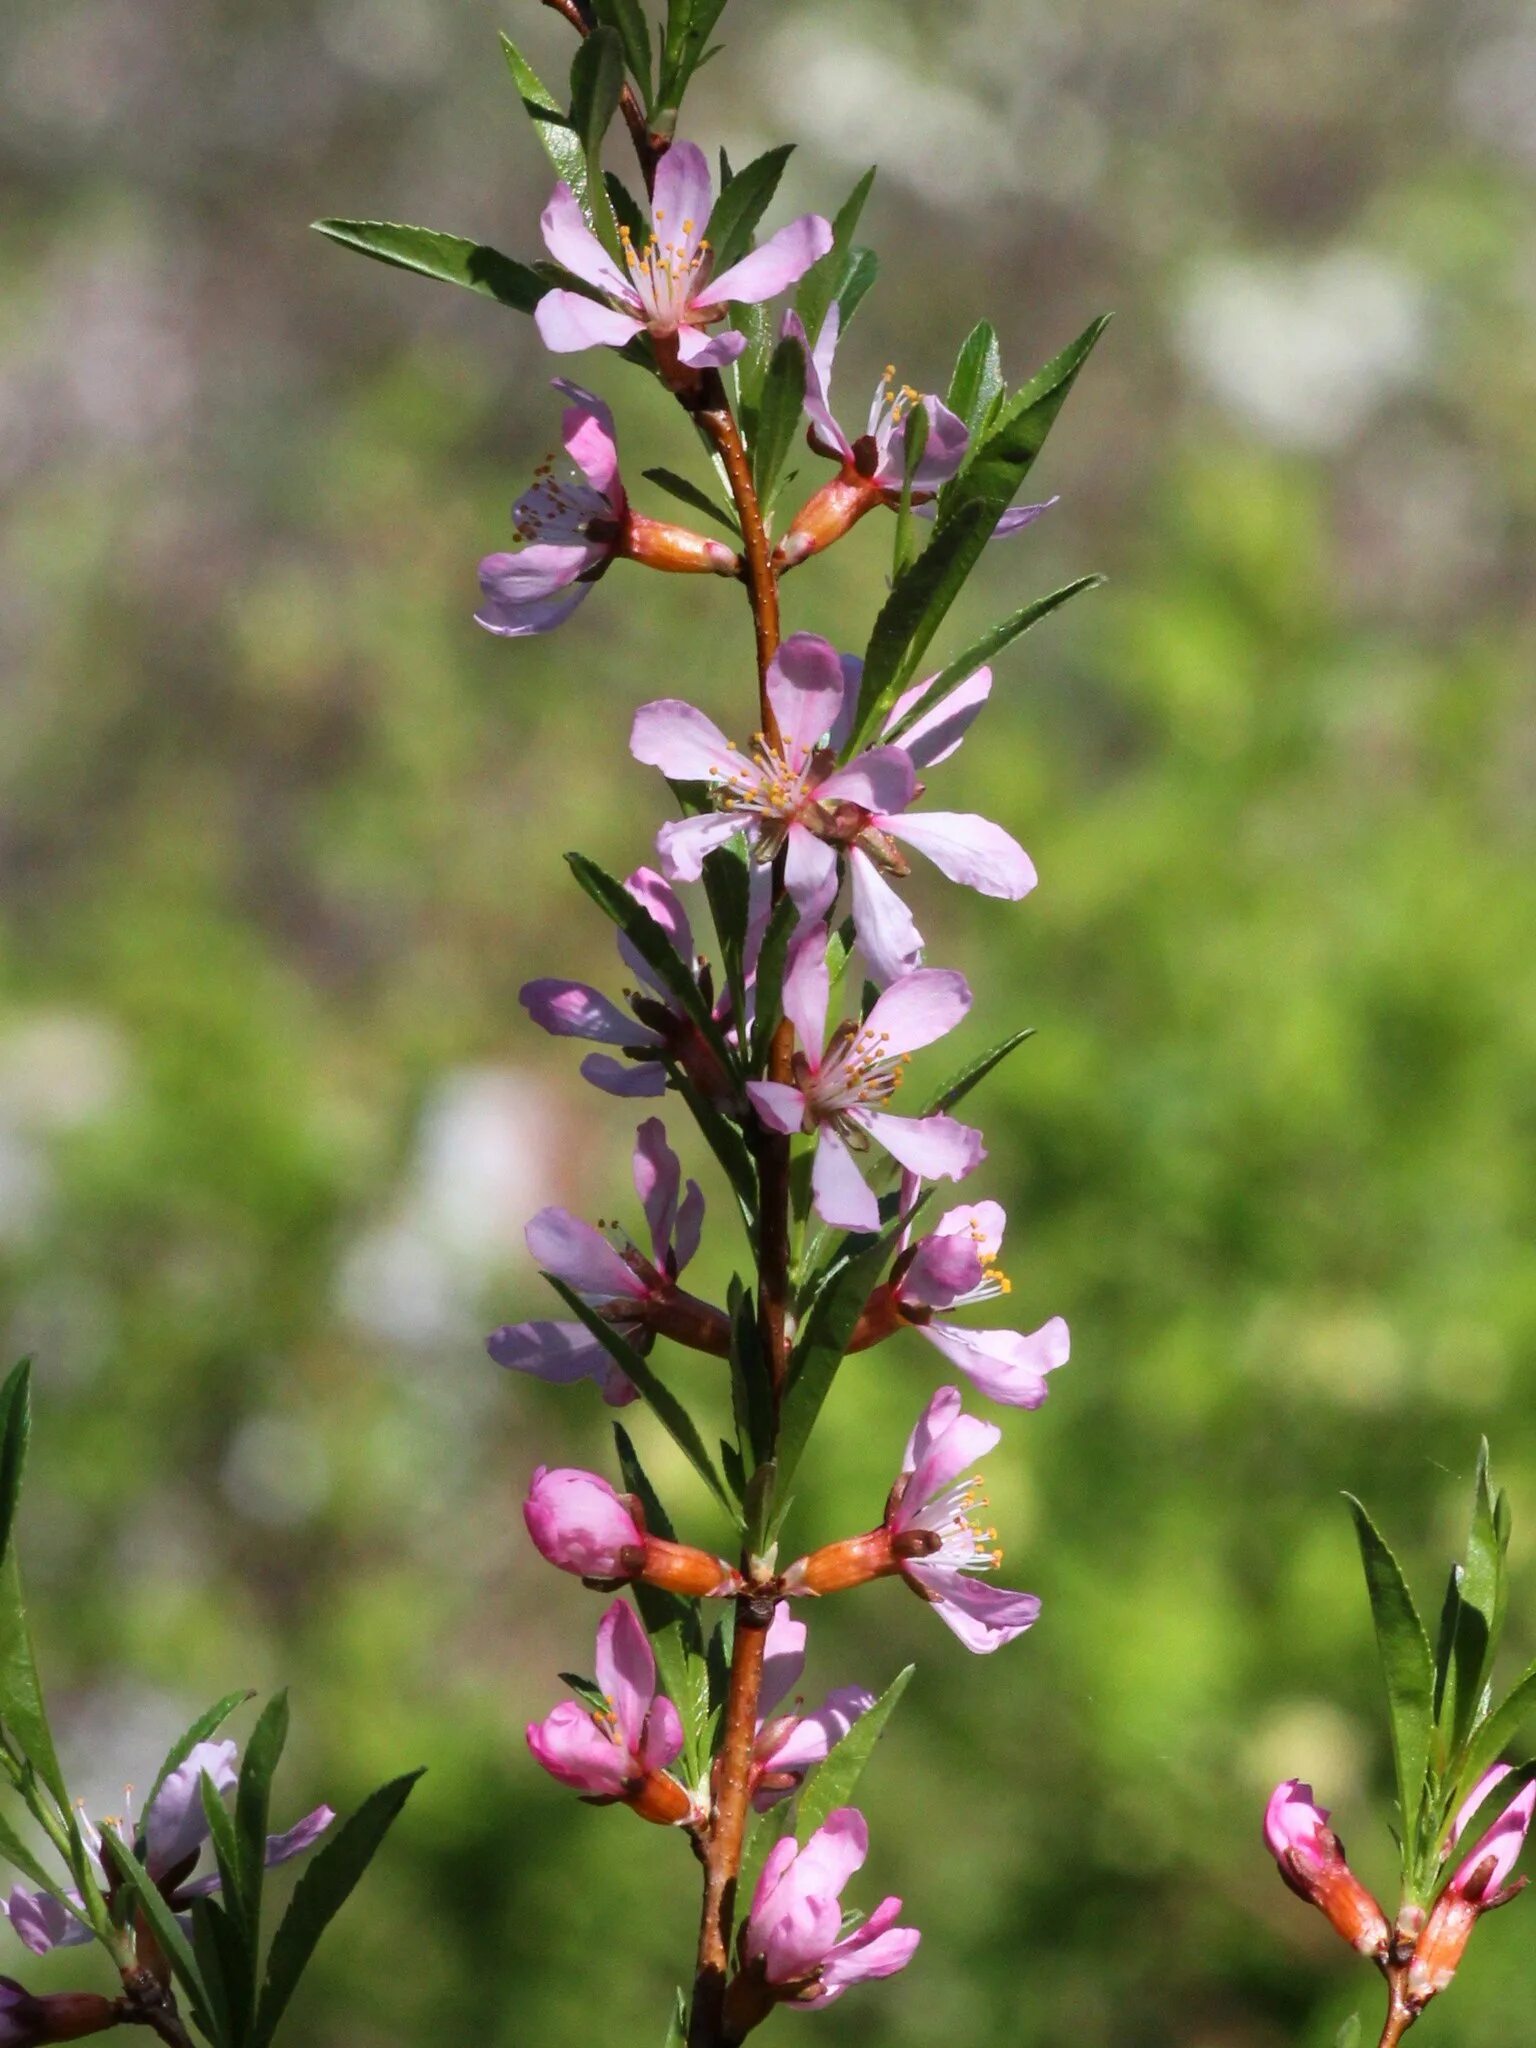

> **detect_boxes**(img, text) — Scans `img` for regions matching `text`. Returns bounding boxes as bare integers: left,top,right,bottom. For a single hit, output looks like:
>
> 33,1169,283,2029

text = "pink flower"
534,142,831,373
488,1118,727,1404
777,303,1055,567
632,638,1033,985
527,1600,699,1827
784,1387,1040,1654
523,1466,741,1599
850,1196,1069,1408
1262,1780,1390,1959
521,868,738,1102
745,926,984,1232
750,1606,876,1812
733,1809,918,2015
3,1740,333,1957
1409,1766,1536,2002
476,381,735,638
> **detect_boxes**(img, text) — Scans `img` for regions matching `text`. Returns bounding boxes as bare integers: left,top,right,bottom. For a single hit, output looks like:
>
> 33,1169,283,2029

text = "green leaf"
795,167,875,346
235,1692,289,1917
199,1769,249,1933
797,1665,914,1841
1346,1497,1434,1861
310,221,545,316
1336,2018,1361,2048
0,1803,76,1907
777,1204,924,1497
946,321,1004,444
605,170,649,246
749,893,799,1070
1458,1658,1536,1794
667,1066,757,1228
252,1772,422,2048
500,34,590,212
831,246,879,332
545,1279,735,1520
751,333,806,502
0,1551,67,1813
641,467,741,537
593,0,653,105
848,502,997,751
939,313,1111,529
706,145,794,274
658,0,729,114
921,1027,1035,1118
569,29,626,258
884,578,1104,749
0,1361,30,1571
663,1988,688,2048
102,1827,211,2022
147,1691,256,1813
558,1671,610,1714
188,1893,242,2048
728,1286,773,1476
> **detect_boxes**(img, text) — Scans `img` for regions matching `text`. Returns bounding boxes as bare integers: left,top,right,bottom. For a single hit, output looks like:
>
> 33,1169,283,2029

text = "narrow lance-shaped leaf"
658,0,729,115
310,222,545,317
751,336,807,506
545,1278,736,1520
884,578,1104,749
706,145,795,274
946,321,1004,446
570,28,626,258
642,467,741,537
796,1666,914,1841
501,34,591,214
921,1027,1035,1119
938,312,1112,528
235,1691,290,1917
663,1988,688,2048
0,1360,30,1570
1346,1496,1434,1866
592,0,654,107
1451,1442,1507,1745
101,1828,212,2024
795,166,875,346
252,1773,423,2048
0,1806,76,1909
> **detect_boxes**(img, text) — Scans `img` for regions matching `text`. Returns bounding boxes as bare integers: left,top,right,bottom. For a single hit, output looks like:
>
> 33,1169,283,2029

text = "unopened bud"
1263,1781,1390,1959
775,474,880,571
624,514,739,578
0,1980,119,2045
781,1528,895,1598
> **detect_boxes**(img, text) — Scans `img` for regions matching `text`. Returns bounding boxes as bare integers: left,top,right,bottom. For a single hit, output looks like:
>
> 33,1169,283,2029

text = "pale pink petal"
825,650,863,753
885,665,992,769
750,1835,802,1928
553,378,622,500
764,1686,875,1776
654,141,715,250
631,697,738,781
854,1108,984,1183
848,849,923,989
991,497,1057,535
534,289,645,354
521,979,652,1047
475,582,593,638
527,1700,630,1796
674,325,747,367
702,215,834,309
903,1406,1001,1511
746,1080,807,1135
145,1740,237,1879
812,1127,879,1232
674,1180,705,1272
622,867,695,971
794,1807,869,1896
817,746,918,817
1451,1765,1514,1847
581,1052,668,1098
656,810,745,882
766,632,848,768
6,1888,90,1954
873,396,968,493
525,1207,646,1300
540,182,631,297
784,827,839,922
781,922,831,1060
819,1920,920,2000
934,1200,1006,1258
595,1600,656,1753
783,305,850,462
862,968,972,1054
477,541,596,602
1265,1780,1330,1862
885,812,1037,900
762,1889,842,1985
260,1807,334,1870
901,1385,962,1477
919,1316,1070,1407
631,1117,681,1264
759,1605,808,1719
1453,1777,1536,1896
899,1231,985,1310
905,1564,1040,1652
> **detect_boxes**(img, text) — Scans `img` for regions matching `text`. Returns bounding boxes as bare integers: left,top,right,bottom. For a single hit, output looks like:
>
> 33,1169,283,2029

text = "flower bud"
781,1528,896,1598
1263,1780,1389,1958
1407,1768,1536,2005
623,514,739,577
0,1981,119,2045
523,1467,742,1597
776,474,881,570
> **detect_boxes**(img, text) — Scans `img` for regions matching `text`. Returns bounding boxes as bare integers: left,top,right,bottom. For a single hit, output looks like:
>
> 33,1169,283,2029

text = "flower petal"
521,979,650,1047
475,582,592,638
884,665,992,769
703,215,834,309
919,1316,1070,1408
580,1052,668,1099
631,1117,681,1266
673,1179,704,1272
784,827,839,923
862,968,972,1054
848,849,924,989
759,1605,808,1719
904,1564,1041,1652
674,325,747,367
595,1599,656,1754
904,1403,1001,1510
641,1695,686,1773
818,746,918,817
527,1700,631,1796
900,1385,963,1476
992,496,1057,535
746,1080,807,1136
811,1127,880,1232
631,697,738,782
885,812,1037,900
766,632,848,769
534,290,645,355
656,810,746,882
261,1806,334,1870
487,1319,626,1390
795,1807,869,1897
855,1108,984,1183
781,922,831,1060
933,1199,1007,1259
620,868,695,984
540,183,631,296
477,542,595,603
900,1230,986,1310
764,1686,876,1776
5,1887,90,1954
145,1739,239,1880
654,140,715,250
784,305,850,462
525,1207,646,1300
553,378,622,501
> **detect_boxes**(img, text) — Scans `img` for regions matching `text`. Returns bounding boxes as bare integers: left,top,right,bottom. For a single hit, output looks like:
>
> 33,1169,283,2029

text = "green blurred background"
4,0,1536,2041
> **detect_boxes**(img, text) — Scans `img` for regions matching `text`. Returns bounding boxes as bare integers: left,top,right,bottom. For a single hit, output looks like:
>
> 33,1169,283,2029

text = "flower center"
619,212,713,331
906,1475,1003,1575
513,457,611,545
704,733,831,856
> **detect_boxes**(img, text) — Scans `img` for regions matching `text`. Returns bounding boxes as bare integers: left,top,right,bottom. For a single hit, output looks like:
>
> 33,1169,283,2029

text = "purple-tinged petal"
1452,1776,1536,1896
746,1081,807,1135
934,1199,1006,1259
905,1564,1040,1652
702,216,834,310
525,1207,647,1300
781,923,831,1062
848,850,924,990
595,1600,656,1754
750,1835,802,1930
525,1466,643,1577
1452,1766,1514,1847
540,183,631,297
862,968,972,1054
475,582,593,639
991,496,1057,535
580,1053,668,1099
553,378,622,501
487,1319,624,1389
5,1887,89,1954
146,1740,238,1880
783,828,839,923
527,1699,631,1797
654,141,715,249
817,747,918,818
873,396,968,494
762,1889,843,1986
759,1605,808,1719
819,1906,920,1999
900,1385,961,1479
765,1686,875,1777
631,1117,682,1265
783,305,850,462
919,1316,1070,1408
521,979,651,1048
884,665,992,770
622,868,695,976
261,1806,334,1870
641,1695,685,1774
674,325,747,367
794,1807,869,1896
766,633,848,768
477,541,597,603
854,1108,984,1183
656,810,745,882
673,1179,704,1273
812,1128,879,1232
900,1231,986,1311
631,697,738,782
903,1405,1001,1511
534,290,645,355
885,812,1037,900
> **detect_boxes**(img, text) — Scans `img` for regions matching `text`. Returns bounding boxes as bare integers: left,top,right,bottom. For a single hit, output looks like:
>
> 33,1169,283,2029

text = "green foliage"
1346,1496,1435,1878
310,221,545,314
797,1665,913,1841
707,146,795,275
592,0,654,107
501,34,592,214
796,167,877,346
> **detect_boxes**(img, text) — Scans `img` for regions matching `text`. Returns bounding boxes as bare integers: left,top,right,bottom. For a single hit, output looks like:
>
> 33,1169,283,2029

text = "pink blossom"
777,303,1055,567
527,1601,698,1827
784,1388,1040,1654
750,1606,875,1812
521,867,739,1101
1262,1780,1389,1958
488,1118,726,1405
522,1466,741,1599
3,1740,333,1957
1406,1764,1536,2002
745,926,984,1232
853,1196,1069,1408
534,143,831,371
737,1809,918,2009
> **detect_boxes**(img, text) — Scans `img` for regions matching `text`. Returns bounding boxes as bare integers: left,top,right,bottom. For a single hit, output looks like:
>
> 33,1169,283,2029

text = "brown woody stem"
1375,1965,1419,2048
687,1598,771,2047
